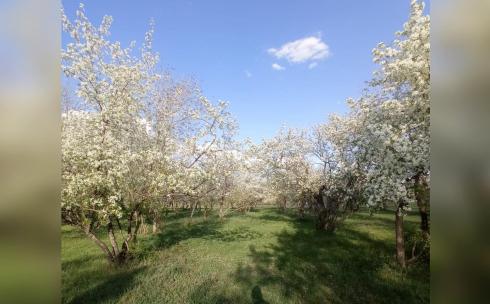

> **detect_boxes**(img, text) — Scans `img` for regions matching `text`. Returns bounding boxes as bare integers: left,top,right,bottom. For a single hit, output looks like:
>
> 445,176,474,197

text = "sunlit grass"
62,208,429,304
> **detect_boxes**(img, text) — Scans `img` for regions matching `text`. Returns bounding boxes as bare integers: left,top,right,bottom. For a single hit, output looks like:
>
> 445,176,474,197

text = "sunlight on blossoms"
432,0,490,303
1,0,490,302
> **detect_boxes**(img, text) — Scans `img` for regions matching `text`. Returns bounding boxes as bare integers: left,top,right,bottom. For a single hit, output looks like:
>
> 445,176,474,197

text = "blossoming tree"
61,4,237,263
346,0,430,267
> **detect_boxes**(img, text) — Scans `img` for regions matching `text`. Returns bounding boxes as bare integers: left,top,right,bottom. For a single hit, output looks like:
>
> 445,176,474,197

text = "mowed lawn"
62,209,429,304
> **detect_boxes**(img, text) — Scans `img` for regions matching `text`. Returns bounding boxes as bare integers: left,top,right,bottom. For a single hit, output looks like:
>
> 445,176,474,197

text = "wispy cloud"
268,35,330,68
244,70,252,78
308,62,318,69
271,63,285,71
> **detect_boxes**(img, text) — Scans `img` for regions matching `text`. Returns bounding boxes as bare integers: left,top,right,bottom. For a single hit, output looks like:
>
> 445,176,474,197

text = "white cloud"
268,36,330,64
308,62,318,69
271,63,285,71
245,70,252,78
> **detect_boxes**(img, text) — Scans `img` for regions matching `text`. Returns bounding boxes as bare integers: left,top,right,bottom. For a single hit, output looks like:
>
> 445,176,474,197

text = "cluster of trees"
61,1,429,268
61,5,264,264
255,0,430,267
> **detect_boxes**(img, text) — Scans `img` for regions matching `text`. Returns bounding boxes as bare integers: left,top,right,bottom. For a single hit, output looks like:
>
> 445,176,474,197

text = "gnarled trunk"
314,186,336,232
84,222,130,265
84,228,115,263
316,209,337,232
108,221,130,264
108,221,120,257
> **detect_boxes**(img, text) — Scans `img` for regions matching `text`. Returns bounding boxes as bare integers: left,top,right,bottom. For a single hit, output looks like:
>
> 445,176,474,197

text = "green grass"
62,209,429,304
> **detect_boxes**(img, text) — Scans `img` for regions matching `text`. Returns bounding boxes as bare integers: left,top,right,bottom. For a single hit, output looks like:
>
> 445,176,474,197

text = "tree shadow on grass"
256,213,295,223
65,266,146,304
187,282,271,304
137,219,224,255
186,278,243,304
233,213,429,304
251,285,270,304
205,227,263,242
138,218,265,257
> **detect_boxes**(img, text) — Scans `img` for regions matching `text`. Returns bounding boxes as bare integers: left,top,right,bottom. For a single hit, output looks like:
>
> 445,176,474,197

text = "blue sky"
62,0,429,143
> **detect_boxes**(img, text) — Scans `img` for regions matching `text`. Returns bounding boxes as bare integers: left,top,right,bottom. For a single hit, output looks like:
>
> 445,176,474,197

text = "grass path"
62,209,429,303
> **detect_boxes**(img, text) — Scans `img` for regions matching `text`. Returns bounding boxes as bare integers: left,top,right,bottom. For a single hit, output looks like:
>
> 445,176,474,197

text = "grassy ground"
62,209,429,304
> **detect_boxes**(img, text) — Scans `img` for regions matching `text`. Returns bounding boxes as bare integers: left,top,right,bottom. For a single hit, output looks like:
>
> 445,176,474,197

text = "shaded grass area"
62,209,429,303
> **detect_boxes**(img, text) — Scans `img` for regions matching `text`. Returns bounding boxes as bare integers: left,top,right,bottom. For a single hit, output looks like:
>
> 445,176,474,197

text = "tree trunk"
108,221,120,257
139,213,147,235
127,211,134,236
219,196,225,220
132,212,142,241
190,202,197,219
414,173,430,235
314,186,336,232
419,208,429,234
152,213,160,234
84,228,115,263
395,206,406,268
278,197,287,213
298,200,305,219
